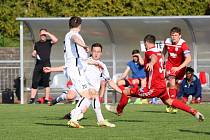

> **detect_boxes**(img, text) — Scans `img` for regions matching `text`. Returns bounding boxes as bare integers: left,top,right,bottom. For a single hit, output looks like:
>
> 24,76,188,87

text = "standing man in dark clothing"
28,29,58,104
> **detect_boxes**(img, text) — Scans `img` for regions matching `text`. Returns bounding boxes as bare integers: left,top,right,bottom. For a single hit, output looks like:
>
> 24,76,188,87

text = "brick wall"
0,48,19,60
0,48,20,91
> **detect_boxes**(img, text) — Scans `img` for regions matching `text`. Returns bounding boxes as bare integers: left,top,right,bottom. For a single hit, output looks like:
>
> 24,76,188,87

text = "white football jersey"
85,57,110,92
64,30,88,68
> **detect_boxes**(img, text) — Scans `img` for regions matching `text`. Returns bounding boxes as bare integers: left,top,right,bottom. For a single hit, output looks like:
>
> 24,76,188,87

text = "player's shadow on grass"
35,122,97,128
35,122,66,127
179,129,210,135
138,110,167,114
114,119,145,123
38,116,66,120
38,116,87,121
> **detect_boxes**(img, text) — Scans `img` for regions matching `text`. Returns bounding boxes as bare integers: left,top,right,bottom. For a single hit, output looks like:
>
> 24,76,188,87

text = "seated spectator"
117,49,146,90
177,67,202,104
115,49,147,115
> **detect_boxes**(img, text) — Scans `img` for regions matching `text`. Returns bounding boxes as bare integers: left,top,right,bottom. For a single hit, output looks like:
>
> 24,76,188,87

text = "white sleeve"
69,32,76,41
101,63,111,81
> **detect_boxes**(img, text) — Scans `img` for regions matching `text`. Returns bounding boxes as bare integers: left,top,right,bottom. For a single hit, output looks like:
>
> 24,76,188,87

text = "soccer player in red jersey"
163,27,192,113
106,34,204,121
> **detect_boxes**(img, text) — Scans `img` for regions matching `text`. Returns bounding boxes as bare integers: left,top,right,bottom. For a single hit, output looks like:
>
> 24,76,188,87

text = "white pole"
20,21,24,104
103,43,117,105
193,43,197,74
112,43,116,77
112,43,117,103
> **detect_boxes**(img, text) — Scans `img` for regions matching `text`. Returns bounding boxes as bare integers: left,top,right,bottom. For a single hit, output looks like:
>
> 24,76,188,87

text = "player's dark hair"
186,67,194,73
39,28,47,32
170,27,181,35
91,43,103,52
132,49,140,55
144,34,156,44
69,16,82,29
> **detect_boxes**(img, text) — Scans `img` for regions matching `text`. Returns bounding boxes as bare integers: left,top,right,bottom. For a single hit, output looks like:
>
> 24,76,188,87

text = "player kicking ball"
44,43,122,128
106,34,204,122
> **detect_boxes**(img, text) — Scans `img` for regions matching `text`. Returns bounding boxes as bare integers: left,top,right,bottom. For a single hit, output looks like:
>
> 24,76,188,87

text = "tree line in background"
0,0,209,47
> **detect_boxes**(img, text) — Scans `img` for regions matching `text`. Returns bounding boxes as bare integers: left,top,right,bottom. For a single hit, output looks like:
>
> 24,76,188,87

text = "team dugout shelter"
16,16,210,104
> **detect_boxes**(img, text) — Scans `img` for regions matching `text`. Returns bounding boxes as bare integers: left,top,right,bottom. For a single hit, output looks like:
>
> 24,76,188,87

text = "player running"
106,34,204,122
163,27,191,113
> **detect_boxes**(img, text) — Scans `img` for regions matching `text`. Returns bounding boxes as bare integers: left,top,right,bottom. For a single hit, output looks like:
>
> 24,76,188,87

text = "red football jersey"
144,47,166,89
164,38,190,67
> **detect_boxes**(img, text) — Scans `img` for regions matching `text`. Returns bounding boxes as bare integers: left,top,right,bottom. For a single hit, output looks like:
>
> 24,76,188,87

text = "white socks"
92,97,104,122
71,97,91,121
56,91,67,102
70,96,105,122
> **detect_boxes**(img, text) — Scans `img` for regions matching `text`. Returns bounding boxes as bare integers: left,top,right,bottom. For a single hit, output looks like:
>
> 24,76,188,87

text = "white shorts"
68,85,81,101
64,66,89,94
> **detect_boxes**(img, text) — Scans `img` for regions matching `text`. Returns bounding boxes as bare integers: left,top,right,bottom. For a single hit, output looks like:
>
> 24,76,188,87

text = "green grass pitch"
0,104,209,140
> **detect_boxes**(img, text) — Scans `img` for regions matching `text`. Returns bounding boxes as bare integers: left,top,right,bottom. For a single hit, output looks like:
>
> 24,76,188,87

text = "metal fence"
0,61,20,91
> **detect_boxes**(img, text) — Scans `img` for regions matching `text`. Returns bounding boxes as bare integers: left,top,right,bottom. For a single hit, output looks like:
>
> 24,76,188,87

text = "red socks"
171,99,192,114
117,91,129,114
169,88,177,99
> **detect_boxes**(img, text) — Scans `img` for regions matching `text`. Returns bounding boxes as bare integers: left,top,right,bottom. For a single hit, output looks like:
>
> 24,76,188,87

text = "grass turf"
0,104,209,140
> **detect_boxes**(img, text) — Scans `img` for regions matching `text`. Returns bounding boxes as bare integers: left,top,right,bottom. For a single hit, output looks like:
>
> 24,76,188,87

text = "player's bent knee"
168,77,176,87
67,90,77,100
80,88,99,99
132,79,139,85
79,90,92,99
117,80,125,86
165,98,173,106
82,106,88,113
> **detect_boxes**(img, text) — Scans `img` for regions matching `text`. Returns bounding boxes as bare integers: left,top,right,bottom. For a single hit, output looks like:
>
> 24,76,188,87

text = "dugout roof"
17,16,210,104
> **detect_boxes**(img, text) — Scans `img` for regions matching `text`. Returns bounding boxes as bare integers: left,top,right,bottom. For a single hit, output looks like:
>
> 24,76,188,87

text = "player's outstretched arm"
108,80,122,93
43,66,64,73
86,59,104,69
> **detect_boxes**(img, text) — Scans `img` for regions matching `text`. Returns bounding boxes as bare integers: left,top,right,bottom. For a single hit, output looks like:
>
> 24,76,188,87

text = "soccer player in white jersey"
64,16,89,96
64,16,97,128
45,43,122,128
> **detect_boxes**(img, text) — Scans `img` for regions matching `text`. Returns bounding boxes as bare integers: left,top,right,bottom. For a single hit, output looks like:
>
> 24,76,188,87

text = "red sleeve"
144,52,148,65
144,51,155,64
182,42,190,55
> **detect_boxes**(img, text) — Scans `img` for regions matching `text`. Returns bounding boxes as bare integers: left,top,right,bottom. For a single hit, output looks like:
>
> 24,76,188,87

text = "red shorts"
166,63,186,80
130,87,170,101
125,78,141,86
